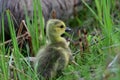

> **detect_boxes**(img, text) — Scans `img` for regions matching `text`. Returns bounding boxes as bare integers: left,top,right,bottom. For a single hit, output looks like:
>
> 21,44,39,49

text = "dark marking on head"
54,21,60,25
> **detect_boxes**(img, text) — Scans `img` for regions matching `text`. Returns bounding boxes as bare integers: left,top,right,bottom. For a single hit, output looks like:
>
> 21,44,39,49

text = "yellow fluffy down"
34,19,73,80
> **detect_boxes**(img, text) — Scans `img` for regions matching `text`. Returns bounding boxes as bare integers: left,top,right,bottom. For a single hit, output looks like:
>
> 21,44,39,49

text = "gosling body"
35,19,72,80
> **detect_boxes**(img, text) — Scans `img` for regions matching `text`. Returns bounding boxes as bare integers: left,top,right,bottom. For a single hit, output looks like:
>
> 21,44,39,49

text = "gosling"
34,19,73,80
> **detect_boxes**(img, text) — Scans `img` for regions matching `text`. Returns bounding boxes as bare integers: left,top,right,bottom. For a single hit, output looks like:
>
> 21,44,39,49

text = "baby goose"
34,19,73,80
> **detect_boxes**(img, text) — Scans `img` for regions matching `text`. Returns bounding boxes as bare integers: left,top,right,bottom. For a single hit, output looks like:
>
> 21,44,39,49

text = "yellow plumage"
34,19,73,80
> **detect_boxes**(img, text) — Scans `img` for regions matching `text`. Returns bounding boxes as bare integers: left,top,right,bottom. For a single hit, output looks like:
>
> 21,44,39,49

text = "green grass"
0,0,120,80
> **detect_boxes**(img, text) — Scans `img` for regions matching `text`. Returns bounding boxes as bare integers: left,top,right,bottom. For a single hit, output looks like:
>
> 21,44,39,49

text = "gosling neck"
48,35,66,44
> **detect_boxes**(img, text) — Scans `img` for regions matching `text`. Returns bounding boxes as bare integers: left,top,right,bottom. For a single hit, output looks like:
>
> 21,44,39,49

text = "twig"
0,55,36,62
0,32,29,46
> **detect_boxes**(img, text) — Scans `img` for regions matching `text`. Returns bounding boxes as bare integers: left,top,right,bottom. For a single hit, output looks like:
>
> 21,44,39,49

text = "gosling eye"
60,25,64,28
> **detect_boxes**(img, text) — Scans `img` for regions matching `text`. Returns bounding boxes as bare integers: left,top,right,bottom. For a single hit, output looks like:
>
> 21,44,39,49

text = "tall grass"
82,0,114,45
0,13,8,80
25,0,45,54
0,0,44,79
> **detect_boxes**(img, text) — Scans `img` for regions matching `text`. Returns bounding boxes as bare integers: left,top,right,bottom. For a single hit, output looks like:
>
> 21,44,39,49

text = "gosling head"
46,19,67,43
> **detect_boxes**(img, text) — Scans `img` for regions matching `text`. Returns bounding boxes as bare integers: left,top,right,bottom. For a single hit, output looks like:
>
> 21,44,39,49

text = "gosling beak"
65,27,71,32
61,27,71,41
